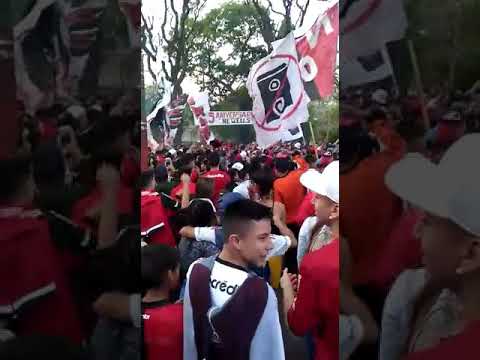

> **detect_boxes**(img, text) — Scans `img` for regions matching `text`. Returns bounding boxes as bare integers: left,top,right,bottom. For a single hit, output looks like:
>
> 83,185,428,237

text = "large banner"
165,94,188,146
296,2,338,99
247,32,310,148
207,111,254,126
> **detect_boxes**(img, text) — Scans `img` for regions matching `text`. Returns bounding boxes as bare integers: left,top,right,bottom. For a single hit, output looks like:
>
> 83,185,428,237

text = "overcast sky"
143,0,335,93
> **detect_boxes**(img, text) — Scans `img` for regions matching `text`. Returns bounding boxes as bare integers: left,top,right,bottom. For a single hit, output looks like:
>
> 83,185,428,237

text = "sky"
142,0,336,93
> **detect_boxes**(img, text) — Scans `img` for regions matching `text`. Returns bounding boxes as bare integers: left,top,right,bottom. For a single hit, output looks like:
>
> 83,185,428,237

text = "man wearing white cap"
280,161,339,360
380,134,480,360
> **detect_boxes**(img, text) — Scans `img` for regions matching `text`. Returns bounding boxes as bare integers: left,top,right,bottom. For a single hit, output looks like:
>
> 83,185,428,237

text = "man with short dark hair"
183,199,285,359
140,169,176,247
202,151,231,204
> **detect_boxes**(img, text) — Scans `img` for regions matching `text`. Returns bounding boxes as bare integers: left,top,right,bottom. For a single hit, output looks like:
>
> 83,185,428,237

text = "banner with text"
207,111,254,126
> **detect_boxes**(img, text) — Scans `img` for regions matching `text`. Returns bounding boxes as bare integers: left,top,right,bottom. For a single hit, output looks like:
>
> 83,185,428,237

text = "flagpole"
381,45,400,98
309,121,317,145
408,39,430,129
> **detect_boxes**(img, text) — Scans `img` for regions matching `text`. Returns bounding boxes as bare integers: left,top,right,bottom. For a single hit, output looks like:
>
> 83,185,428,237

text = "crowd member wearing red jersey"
281,162,340,360
140,169,178,247
202,151,231,204
0,155,83,344
142,244,183,360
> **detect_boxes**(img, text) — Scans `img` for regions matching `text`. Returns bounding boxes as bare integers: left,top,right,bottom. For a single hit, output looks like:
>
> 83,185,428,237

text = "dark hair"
154,164,168,183
187,199,216,227
196,177,214,199
365,107,387,125
339,125,378,169
0,335,89,360
274,157,291,174
207,151,220,167
33,141,65,187
140,169,155,190
251,168,274,198
141,244,180,289
223,199,271,240
0,155,32,203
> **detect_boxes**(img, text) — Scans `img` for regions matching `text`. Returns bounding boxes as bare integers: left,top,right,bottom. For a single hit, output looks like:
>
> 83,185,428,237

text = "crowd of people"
142,139,341,359
0,93,142,359
338,82,480,360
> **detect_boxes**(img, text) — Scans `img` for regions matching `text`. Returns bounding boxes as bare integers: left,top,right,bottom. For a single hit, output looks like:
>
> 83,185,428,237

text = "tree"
188,2,268,102
158,0,207,97
245,0,314,51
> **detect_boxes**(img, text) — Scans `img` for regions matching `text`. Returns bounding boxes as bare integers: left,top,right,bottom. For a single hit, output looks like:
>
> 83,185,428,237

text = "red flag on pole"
296,3,339,99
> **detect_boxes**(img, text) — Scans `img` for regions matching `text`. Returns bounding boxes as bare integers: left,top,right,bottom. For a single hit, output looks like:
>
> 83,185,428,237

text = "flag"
14,0,71,114
118,0,141,48
296,3,338,99
187,92,213,143
282,125,304,142
247,32,310,148
340,46,393,88
340,0,408,60
164,94,188,145
64,0,107,94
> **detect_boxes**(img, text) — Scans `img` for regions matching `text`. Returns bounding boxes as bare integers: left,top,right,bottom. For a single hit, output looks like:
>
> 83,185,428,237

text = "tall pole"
408,39,430,129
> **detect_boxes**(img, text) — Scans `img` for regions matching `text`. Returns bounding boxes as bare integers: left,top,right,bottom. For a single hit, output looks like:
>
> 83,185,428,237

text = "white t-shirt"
233,180,252,199
193,227,290,260
209,258,249,307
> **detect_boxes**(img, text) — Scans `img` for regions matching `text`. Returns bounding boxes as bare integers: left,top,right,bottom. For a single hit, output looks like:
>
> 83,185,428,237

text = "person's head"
230,162,247,183
93,116,131,155
187,199,217,227
33,141,66,188
273,157,291,177
140,169,156,191
154,164,168,183
300,161,339,226
0,155,35,205
196,177,214,200
207,151,220,168
141,244,180,292
222,199,273,268
251,168,274,199
339,125,378,171
386,135,480,289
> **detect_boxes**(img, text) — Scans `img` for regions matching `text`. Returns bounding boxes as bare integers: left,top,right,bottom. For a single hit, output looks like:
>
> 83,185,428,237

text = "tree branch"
267,0,286,16
295,0,310,28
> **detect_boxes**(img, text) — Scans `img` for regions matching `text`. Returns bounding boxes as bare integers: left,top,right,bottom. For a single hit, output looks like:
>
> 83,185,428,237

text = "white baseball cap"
385,134,480,236
300,161,339,203
371,89,388,105
294,142,301,149
231,162,244,171
168,149,177,156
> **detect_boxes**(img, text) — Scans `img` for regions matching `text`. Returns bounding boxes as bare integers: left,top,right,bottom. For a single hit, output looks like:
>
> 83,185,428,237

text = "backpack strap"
189,260,214,360
209,275,268,360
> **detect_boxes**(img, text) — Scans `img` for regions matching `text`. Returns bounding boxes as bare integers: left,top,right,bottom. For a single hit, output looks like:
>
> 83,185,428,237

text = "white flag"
247,32,310,148
340,0,407,60
187,92,213,143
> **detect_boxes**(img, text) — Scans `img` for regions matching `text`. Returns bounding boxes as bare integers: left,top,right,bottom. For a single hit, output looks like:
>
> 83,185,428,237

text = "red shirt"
288,238,339,360
71,184,134,229
141,191,175,247
143,301,183,360
0,207,83,343
202,169,231,203
294,192,315,226
404,321,480,360
170,182,196,199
